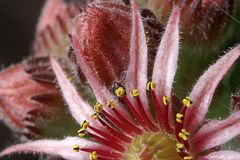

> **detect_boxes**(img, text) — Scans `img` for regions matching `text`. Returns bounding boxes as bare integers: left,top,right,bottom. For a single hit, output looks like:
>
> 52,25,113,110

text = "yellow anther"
182,96,192,108
176,143,184,149
178,132,188,141
176,113,184,119
146,82,156,91
91,113,99,120
163,96,170,106
78,132,86,138
176,143,184,153
176,113,184,123
178,129,190,141
80,120,89,130
184,156,193,160
115,87,125,97
89,151,98,160
94,102,103,113
130,89,139,98
107,100,116,109
181,129,190,136
73,144,80,152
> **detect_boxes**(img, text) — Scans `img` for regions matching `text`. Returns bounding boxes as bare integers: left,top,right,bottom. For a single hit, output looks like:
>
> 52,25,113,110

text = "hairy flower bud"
0,60,64,140
33,0,81,57
147,0,234,45
71,1,162,86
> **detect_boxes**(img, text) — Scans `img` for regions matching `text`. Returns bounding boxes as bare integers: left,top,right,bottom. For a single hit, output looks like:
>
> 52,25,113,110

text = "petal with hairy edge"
51,58,95,125
198,151,240,160
191,111,240,154
0,137,98,160
151,7,180,127
125,0,148,99
184,45,240,133
71,23,131,121
152,7,180,98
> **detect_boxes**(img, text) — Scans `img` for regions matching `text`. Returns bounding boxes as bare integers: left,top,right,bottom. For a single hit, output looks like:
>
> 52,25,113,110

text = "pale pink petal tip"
185,45,240,133
191,111,240,154
50,58,94,124
200,151,240,160
0,137,90,160
125,0,148,110
152,6,180,97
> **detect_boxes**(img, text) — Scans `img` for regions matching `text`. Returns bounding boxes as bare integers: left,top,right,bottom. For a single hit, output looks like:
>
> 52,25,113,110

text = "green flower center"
124,131,179,160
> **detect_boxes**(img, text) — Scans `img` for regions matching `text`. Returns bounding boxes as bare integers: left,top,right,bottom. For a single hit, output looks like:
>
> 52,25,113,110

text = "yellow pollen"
178,129,190,141
182,96,192,108
176,143,184,153
78,120,89,137
89,151,98,160
91,112,99,120
115,87,125,97
130,89,139,98
107,100,116,109
146,82,156,91
181,129,190,136
163,96,170,106
73,144,80,152
184,156,193,160
176,113,184,123
94,102,103,113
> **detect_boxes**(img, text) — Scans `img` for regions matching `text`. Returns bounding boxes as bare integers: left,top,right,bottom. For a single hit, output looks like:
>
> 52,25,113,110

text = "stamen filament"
121,95,147,129
81,148,122,159
135,96,157,131
88,131,125,152
112,108,142,134
97,118,132,143
150,90,165,127
101,109,135,135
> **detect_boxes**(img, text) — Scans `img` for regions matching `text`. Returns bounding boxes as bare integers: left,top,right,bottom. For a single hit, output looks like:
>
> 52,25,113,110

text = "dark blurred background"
0,1,45,160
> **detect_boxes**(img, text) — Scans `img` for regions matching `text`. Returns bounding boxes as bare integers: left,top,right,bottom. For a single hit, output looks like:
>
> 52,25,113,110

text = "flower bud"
71,1,163,86
33,0,81,57
0,60,65,140
147,0,234,45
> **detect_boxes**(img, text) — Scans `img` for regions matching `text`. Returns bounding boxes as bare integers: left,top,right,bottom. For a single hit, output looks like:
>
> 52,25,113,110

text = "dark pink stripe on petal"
191,111,240,154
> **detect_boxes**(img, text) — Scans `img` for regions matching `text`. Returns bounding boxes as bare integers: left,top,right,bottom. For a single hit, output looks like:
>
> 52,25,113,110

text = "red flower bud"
71,1,163,86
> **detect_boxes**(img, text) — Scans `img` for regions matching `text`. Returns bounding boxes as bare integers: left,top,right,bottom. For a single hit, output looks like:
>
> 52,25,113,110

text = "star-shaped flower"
1,0,240,160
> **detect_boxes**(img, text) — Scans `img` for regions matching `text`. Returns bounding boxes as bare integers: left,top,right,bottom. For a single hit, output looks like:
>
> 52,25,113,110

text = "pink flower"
1,0,240,160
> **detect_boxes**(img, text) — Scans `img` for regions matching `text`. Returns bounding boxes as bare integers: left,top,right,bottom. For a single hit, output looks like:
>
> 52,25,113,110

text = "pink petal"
184,45,240,133
0,137,96,160
71,24,131,120
191,111,240,154
50,58,95,124
152,7,180,98
198,151,240,160
151,7,180,127
125,0,149,112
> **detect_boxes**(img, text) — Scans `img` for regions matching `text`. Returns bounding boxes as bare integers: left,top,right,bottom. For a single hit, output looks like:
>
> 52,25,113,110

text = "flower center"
124,131,179,160
73,82,193,160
